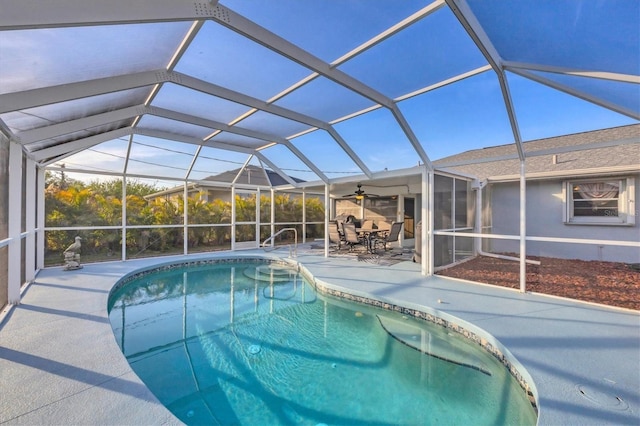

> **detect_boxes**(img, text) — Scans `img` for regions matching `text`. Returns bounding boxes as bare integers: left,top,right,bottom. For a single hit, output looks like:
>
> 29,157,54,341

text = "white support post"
421,167,430,276
256,188,261,247
231,186,236,250
270,189,275,246
324,184,330,258
8,141,22,304
36,166,45,270
475,182,482,256
329,188,335,220
183,181,188,255
121,175,127,261
398,195,405,248
24,157,36,282
519,161,527,293
427,168,434,276
302,191,306,243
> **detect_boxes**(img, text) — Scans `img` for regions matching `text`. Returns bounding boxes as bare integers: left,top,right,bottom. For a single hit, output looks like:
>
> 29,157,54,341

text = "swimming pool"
108,258,537,425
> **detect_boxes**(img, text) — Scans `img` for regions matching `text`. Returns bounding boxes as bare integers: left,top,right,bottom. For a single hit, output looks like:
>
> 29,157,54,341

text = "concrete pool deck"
1,248,638,425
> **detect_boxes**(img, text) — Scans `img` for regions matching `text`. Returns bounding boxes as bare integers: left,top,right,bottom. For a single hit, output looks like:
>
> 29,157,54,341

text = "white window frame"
563,177,635,225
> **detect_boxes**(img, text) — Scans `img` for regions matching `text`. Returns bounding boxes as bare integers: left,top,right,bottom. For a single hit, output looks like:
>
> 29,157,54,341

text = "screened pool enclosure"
1,0,638,307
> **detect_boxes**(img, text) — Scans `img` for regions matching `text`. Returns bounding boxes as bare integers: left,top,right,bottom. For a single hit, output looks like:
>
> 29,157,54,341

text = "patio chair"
342,222,365,252
328,221,345,251
372,222,403,253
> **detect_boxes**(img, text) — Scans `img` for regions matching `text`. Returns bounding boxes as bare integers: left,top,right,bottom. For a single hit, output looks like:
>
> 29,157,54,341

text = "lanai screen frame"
1,1,639,307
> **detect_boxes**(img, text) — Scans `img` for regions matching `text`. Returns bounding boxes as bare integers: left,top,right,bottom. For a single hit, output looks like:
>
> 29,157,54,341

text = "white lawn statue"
63,236,83,270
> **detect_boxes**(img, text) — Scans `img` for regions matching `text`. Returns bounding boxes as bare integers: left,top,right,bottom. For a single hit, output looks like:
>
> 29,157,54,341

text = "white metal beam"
22,102,330,183
278,141,328,182
440,0,543,295
36,166,45,269
121,175,127,261
24,157,36,283
509,68,640,120
324,184,330,258
176,72,328,129
0,0,219,30
7,141,22,304
149,106,268,139
136,20,207,148
325,127,373,178
254,153,298,187
331,1,446,67
3,67,373,177
0,70,163,113
213,4,428,174
232,156,255,186
145,84,322,183
32,128,131,162
446,0,525,161
519,161,527,293
177,74,373,176
215,4,395,109
395,65,492,102
391,106,433,169
15,106,143,145
503,61,640,84
135,128,256,156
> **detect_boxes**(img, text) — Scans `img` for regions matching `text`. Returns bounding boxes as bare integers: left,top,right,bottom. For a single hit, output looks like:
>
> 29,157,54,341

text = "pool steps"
242,264,317,303
243,264,300,283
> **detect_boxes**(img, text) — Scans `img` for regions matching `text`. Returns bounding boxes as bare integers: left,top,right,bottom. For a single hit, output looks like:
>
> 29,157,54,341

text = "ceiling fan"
342,183,378,200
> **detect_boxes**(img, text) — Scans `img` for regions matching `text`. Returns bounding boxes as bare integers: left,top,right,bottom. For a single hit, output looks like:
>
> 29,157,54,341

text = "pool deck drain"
0,248,638,425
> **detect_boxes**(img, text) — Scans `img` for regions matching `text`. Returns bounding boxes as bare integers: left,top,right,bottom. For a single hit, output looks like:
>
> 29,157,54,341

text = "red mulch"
436,255,640,311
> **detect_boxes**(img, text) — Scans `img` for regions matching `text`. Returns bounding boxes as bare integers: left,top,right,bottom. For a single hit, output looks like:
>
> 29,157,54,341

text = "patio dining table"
356,227,389,253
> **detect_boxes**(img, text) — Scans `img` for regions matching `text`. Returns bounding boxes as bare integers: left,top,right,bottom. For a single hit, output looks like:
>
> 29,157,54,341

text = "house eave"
486,165,640,183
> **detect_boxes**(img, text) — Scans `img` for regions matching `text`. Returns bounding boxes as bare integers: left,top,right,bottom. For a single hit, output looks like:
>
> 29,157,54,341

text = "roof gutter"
485,165,640,183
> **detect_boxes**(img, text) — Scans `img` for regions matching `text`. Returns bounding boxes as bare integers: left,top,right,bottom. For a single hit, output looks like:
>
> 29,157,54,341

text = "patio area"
1,248,638,425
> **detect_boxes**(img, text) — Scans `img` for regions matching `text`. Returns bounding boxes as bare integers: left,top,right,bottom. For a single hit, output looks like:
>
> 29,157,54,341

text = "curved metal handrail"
261,227,297,258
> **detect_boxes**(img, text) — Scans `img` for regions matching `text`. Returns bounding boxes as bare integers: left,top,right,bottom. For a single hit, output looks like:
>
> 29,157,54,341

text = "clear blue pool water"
108,260,536,425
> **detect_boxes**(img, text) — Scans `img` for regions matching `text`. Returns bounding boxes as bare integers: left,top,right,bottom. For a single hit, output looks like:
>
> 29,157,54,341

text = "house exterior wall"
488,174,640,263
208,189,232,203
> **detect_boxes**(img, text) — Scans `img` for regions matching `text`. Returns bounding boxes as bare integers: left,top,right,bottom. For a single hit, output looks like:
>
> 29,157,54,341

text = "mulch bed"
436,255,640,311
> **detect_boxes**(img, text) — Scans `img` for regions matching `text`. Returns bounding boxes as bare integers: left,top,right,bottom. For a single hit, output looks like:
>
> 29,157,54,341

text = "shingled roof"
434,124,640,182
203,165,305,186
